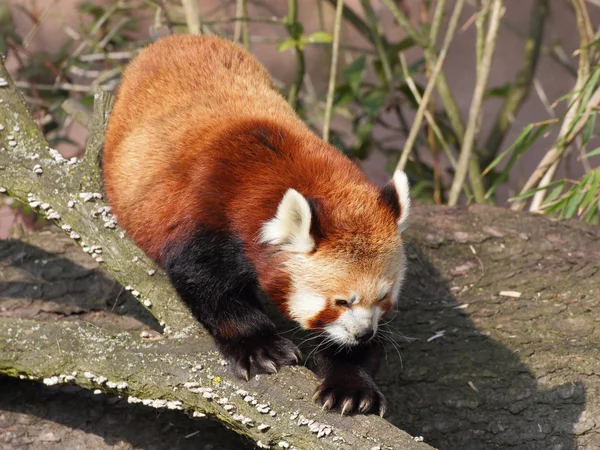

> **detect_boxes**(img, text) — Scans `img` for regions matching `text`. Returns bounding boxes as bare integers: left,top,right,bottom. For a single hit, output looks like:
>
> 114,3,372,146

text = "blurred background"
1,0,599,236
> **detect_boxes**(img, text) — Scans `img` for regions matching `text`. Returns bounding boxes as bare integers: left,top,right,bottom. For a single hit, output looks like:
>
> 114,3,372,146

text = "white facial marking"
259,188,314,253
288,289,326,328
324,306,379,346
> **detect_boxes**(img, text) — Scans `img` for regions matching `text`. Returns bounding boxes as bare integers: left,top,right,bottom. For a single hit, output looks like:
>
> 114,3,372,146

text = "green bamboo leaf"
484,83,513,99
580,170,600,215
541,183,565,207
509,180,563,202
342,56,366,93
277,38,298,52
585,147,600,157
582,111,597,145
485,123,550,199
565,189,586,219
304,31,333,44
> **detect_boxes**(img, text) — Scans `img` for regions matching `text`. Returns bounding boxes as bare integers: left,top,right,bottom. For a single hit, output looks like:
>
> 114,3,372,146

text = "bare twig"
515,0,596,212
322,0,344,142
233,0,250,49
286,0,305,110
181,0,202,34
396,0,465,171
480,0,548,170
448,0,505,206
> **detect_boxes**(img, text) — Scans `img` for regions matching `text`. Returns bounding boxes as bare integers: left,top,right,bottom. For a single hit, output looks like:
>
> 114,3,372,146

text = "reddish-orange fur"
103,35,399,312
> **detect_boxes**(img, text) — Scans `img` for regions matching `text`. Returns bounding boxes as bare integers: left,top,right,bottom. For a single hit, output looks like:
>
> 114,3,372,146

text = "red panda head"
259,169,410,347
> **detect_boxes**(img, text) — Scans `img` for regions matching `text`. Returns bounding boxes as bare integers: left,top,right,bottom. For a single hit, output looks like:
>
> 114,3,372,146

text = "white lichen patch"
0,187,7,193
278,441,290,448
116,382,128,390
32,164,43,174
232,414,254,427
0,77,8,87
43,376,61,386
257,423,270,432
48,148,67,164
93,389,102,395
46,210,61,220
61,224,73,232
106,381,118,389
83,372,96,379
256,441,270,449
147,269,156,276
256,404,270,414
79,192,96,202
69,231,81,240
68,200,75,208
192,411,206,418
143,299,152,308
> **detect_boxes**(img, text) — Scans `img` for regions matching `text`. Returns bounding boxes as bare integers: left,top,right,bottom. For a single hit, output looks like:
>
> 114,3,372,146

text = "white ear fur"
392,169,411,232
259,188,315,253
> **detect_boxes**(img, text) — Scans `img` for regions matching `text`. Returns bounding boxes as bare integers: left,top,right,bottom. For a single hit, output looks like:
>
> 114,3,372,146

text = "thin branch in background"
429,0,447,45
480,0,548,171
322,0,344,142
398,55,458,170
360,0,392,86
383,0,474,200
448,0,505,206
181,0,202,34
325,0,386,47
286,0,305,110
524,0,596,212
234,0,250,49
396,0,465,171
512,86,600,211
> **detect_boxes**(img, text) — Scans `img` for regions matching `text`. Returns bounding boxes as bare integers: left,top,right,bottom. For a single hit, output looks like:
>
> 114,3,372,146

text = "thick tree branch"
0,57,199,336
0,315,430,449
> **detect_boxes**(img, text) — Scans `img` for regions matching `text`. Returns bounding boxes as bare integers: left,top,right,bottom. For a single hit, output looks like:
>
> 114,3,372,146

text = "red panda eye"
335,299,349,307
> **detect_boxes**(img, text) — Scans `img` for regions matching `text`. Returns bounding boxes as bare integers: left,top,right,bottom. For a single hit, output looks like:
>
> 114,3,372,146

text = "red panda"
102,35,410,416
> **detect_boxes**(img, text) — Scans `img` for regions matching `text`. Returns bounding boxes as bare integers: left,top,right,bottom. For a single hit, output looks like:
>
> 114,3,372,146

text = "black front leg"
312,341,385,416
164,228,301,380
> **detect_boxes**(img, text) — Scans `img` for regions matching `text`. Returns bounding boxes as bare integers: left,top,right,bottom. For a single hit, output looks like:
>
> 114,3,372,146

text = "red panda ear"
380,169,411,232
259,188,315,253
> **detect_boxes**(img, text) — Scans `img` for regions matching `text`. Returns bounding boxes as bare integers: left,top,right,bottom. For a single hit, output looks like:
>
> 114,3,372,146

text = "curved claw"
340,398,354,416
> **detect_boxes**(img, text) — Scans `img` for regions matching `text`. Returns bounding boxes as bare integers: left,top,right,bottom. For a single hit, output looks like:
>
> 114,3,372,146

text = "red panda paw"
217,333,302,381
313,370,387,417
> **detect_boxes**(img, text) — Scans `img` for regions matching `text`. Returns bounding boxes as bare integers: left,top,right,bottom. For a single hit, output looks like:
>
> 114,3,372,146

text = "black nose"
356,328,375,343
